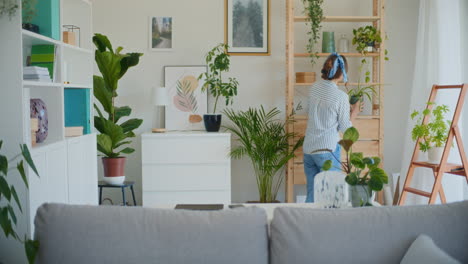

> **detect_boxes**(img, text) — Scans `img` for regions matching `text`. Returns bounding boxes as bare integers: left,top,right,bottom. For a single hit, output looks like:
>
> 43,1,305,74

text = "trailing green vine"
302,0,324,65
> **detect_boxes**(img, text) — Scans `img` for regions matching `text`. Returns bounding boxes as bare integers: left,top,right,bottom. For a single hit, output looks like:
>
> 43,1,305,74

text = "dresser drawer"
142,164,230,191
142,137,230,164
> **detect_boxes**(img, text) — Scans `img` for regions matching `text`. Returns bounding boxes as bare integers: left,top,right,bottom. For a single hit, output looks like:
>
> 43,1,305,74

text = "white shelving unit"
0,0,96,263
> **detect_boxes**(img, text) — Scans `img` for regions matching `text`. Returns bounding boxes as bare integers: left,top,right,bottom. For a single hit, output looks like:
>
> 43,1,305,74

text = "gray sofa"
34,201,468,264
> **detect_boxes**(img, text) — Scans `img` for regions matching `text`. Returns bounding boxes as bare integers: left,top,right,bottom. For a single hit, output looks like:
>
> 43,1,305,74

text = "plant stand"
398,84,468,205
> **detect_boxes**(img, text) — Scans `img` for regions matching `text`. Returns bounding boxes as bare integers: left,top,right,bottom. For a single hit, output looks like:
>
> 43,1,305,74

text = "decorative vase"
22,23,40,33
322,32,335,53
428,147,444,164
338,34,349,53
350,184,372,207
102,157,126,185
203,114,222,132
365,41,375,52
30,98,48,143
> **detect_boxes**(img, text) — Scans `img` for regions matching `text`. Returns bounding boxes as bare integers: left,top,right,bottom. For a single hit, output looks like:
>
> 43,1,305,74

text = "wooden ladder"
398,84,468,205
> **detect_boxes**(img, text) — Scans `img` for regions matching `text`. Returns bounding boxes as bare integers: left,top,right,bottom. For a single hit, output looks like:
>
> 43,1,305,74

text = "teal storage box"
64,88,91,135
27,0,60,40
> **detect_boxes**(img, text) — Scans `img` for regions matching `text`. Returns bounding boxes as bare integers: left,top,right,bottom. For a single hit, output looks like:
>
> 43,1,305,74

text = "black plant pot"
349,95,361,105
22,23,40,34
203,114,222,132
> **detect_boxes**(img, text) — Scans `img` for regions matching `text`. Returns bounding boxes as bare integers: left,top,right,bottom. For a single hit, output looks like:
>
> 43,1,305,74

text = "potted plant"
0,141,39,263
347,59,376,105
411,102,450,164
93,33,143,185
352,25,383,54
321,127,388,207
302,0,324,65
224,106,303,203
22,0,39,33
198,43,239,132
0,0,19,20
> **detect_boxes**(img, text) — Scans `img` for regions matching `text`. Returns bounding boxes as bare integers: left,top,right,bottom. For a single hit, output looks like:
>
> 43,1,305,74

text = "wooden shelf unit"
285,0,386,203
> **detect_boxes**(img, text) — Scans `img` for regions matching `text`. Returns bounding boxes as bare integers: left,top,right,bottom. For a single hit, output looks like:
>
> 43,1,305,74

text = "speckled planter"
30,98,48,143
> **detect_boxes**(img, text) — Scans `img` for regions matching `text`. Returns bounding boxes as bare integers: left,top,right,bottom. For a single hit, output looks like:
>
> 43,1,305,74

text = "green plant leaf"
0,207,12,237
343,127,359,142
119,148,135,154
120,118,143,134
114,106,132,122
0,140,2,150
322,160,332,171
25,239,39,264
369,175,383,191
20,144,38,177
351,157,365,169
93,75,113,115
119,53,143,79
338,139,354,152
345,172,358,185
0,176,11,201
370,167,388,184
95,50,121,92
0,154,7,176
7,205,16,225
17,161,28,189
93,33,113,53
97,134,113,157
10,186,22,213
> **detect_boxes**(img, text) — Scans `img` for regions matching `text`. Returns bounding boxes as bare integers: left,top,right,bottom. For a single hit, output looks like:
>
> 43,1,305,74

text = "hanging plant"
302,0,324,65
0,0,18,20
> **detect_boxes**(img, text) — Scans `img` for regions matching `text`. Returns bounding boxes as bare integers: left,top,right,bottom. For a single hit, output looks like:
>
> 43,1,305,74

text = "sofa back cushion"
35,204,269,264
270,201,468,264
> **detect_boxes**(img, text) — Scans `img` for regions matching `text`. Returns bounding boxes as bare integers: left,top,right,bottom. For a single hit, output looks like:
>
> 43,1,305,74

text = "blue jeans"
303,144,341,203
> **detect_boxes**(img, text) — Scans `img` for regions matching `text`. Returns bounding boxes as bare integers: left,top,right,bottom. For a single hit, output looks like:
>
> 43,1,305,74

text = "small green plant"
411,102,450,152
352,25,389,59
0,0,19,20
21,0,37,24
320,127,388,195
302,0,324,65
0,141,39,264
93,33,143,158
224,106,303,203
347,59,376,104
199,43,239,113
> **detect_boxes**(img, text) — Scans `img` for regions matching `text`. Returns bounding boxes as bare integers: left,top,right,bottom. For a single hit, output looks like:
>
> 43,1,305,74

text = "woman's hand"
350,101,364,121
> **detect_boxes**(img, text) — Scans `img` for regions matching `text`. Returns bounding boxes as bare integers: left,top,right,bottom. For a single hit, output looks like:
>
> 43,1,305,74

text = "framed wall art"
149,16,173,51
224,0,270,56
164,66,207,130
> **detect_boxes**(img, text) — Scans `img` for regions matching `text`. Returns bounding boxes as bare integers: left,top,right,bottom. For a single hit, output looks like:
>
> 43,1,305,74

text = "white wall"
461,0,468,199
93,0,420,204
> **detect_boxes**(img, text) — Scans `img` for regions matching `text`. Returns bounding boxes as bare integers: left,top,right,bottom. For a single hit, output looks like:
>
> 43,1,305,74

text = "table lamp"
152,87,169,133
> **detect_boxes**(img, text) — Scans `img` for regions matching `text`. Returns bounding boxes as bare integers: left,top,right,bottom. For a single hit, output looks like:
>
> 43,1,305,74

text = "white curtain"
399,0,464,205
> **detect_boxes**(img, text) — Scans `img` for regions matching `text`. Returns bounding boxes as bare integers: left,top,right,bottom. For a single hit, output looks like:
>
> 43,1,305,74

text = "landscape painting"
225,0,270,55
150,17,173,51
164,66,207,130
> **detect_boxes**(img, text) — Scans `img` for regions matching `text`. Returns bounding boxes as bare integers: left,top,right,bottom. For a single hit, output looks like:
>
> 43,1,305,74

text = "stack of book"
23,66,52,82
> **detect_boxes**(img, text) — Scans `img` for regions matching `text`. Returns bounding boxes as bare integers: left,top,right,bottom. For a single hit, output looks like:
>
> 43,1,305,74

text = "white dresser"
141,132,231,205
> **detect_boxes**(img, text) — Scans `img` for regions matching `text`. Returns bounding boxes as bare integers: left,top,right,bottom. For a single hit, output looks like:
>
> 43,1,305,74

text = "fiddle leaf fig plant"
320,127,388,192
0,141,39,264
198,43,239,113
302,0,324,65
411,102,450,152
93,33,143,158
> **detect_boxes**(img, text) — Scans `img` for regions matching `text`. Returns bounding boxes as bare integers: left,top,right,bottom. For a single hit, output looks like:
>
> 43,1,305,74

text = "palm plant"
223,107,303,203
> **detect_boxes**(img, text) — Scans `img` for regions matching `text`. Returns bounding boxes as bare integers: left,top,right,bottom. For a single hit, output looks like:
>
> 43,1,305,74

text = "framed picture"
224,0,270,56
149,16,173,51
164,66,208,130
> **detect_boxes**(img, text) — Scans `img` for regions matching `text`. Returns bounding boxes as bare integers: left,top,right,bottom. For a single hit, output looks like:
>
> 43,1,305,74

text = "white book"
23,66,49,74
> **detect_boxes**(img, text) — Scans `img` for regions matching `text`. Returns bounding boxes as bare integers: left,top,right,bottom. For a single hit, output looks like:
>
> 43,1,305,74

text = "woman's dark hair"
321,54,348,80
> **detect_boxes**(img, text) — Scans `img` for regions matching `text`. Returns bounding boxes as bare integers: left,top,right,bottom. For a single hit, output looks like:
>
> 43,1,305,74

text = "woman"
303,52,362,203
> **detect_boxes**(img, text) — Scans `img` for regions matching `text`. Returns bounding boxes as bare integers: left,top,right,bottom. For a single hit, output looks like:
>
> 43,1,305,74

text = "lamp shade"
153,87,169,106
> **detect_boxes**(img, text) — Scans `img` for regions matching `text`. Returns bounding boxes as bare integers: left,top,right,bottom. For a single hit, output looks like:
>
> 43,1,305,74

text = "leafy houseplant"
199,43,239,132
321,127,388,207
21,0,39,33
411,102,450,163
0,0,18,20
224,107,303,203
302,0,324,65
0,141,39,264
347,59,376,105
352,25,383,54
93,33,143,185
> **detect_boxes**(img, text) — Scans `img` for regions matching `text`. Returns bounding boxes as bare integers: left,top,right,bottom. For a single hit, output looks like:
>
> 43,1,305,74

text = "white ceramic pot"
103,176,125,185
428,147,444,164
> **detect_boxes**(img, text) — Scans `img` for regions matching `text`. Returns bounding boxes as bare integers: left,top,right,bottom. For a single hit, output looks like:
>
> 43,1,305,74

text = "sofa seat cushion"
401,234,461,264
270,201,468,264
35,204,269,264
